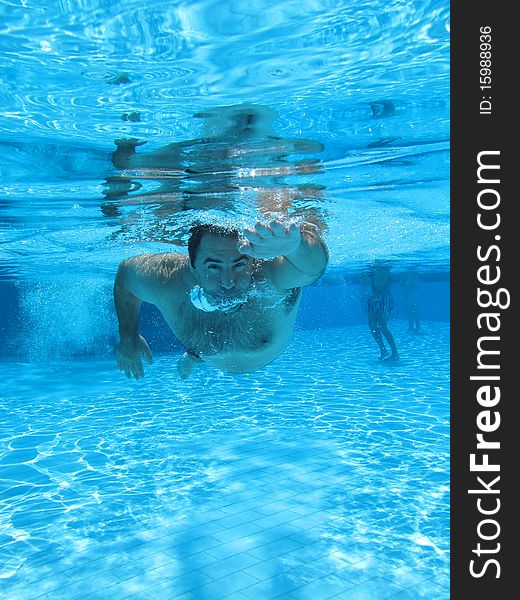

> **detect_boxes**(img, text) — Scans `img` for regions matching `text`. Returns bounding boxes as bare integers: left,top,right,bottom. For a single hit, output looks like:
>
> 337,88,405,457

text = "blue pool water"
1,1,449,598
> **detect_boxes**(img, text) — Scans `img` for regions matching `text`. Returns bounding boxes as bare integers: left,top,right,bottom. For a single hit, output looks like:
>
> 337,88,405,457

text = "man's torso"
154,258,301,372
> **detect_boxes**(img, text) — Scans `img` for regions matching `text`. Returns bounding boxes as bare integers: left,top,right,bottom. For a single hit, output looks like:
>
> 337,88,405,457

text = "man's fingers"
254,222,272,237
117,353,130,377
288,223,301,238
253,220,300,239
270,221,286,236
239,221,300,258
117,337,152,380
243,229,261,243
118,356,144,379
132,361,144,380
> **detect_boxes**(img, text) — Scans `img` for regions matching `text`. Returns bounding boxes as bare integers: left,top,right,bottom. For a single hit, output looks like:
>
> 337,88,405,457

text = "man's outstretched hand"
237,221,301,259
117,334,153,380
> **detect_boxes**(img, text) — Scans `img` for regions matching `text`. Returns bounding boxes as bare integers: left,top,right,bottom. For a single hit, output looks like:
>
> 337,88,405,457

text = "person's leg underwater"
380,318,399,361
369,314,389,360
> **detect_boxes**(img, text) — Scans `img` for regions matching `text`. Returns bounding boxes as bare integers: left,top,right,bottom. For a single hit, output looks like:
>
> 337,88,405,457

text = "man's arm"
114,272,141,341
114,253,184,379
238,220,328,290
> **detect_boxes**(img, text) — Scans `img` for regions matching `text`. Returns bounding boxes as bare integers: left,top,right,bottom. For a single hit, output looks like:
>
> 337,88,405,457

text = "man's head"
188,224,254,299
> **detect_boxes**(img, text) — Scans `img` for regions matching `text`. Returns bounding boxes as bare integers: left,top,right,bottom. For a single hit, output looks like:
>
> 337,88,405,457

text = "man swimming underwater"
114,220,328,380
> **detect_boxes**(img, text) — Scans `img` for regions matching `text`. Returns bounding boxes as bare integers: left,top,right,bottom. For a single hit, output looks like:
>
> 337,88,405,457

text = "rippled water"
0,0,449,279
1,0,449,137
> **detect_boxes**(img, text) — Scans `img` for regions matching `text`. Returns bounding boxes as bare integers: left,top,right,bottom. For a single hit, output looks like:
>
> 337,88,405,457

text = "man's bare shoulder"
126,253,190,283
119,253,192,306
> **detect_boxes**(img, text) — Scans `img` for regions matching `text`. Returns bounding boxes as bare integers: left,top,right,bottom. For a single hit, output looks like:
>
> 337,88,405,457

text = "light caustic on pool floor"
0,322,449,599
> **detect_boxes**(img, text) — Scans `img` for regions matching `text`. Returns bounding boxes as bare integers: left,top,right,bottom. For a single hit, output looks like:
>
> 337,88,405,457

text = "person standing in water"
367,264,399,361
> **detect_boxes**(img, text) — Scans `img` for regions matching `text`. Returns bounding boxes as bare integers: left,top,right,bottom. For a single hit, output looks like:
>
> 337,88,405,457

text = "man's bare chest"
162,288,300,356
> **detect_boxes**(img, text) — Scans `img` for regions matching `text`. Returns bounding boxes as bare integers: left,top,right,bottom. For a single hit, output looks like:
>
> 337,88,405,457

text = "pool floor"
0,322,449,599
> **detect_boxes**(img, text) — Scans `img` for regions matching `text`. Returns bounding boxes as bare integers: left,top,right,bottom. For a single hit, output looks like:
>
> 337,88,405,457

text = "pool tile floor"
1,324,450,599
2,432,449,599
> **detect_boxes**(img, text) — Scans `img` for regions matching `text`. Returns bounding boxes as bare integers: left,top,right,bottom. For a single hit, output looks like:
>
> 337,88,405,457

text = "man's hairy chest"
170,288,300,355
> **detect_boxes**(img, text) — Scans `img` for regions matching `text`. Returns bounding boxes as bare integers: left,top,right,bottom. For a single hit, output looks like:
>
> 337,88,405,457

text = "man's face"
191,234,254,299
